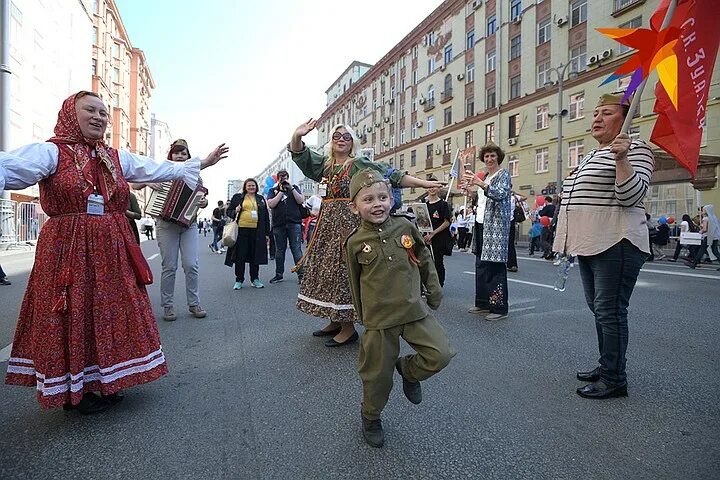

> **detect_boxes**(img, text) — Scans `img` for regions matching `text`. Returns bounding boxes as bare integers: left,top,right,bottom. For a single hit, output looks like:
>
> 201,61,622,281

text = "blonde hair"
323,124,360,176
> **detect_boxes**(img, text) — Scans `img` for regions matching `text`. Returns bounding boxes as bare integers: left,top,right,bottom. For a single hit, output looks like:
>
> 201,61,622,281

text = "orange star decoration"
401,234,420,266
597,13,681,108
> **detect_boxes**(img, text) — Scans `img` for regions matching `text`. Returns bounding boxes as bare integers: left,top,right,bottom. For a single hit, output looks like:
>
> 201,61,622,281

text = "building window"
400,129,406,144
411,97,417,112
412,45,418,58
510,35,522,60
569,92,585,120
112,42,120,58
412,124,418,139
466,63,475,83
399,154,404,169
412,70,418,85
466,97,475,117
428,85,435,103
411,150,417,167
428,57,436,75
92,58,97,75
508,154,520,177
444,45,453,64
444,138,452,154
537,61,551,89
508,114,520,138
571,0,587,27
487,15,497,35
535,147,549,172
510,0,522,21
444,107,452,126
93,26,98,45
466,29,475,50
509,75,521,100
465,130,474,148
426,144,433,159
113,67,120,83
537,18,551,45
570,44,587,73
536,104,549,130
427,115,435,133
485,123,495,144
443,74,452,97
486,87,496,109
568,139,584,168
486,50,496,72
391,134,396,148
614,0,641,12
618,17,642,54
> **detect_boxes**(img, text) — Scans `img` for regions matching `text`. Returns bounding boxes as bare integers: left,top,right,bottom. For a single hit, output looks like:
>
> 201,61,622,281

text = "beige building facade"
90,0,154,154
316,0,720,221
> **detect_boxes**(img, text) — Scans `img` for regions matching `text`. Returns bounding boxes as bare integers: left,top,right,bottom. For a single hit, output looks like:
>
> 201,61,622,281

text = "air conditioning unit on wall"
472,0,482,10
419,98,427,105
508,137,518,146
415,121,423,128
556,16,568,27
457,73,465,81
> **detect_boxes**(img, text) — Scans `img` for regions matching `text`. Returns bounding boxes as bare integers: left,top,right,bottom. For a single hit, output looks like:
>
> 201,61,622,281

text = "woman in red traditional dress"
0,91,229,414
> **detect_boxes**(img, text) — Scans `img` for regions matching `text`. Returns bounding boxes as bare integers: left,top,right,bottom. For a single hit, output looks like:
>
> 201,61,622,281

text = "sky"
116,0,443,206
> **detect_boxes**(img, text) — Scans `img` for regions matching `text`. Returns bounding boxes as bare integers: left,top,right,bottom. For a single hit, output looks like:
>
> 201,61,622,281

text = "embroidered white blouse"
0,142,200,196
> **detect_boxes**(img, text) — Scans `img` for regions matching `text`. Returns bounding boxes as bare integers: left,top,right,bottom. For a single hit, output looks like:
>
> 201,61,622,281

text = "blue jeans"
273,223,303,276
578,239,647,386
211,224,223,251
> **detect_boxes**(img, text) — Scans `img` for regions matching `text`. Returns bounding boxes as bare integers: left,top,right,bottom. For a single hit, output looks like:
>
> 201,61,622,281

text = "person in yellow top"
224,178,270,289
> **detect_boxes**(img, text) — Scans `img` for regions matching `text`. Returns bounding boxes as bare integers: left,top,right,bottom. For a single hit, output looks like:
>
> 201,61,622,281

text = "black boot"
63,392,113,415
395,358,422,404
361,414,385,448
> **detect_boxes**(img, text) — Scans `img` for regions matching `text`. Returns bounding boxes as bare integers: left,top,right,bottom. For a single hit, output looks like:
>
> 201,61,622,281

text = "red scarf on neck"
47,93,118,200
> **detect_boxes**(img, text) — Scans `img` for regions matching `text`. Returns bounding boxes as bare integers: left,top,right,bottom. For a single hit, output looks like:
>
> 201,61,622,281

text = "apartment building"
90,0,154,153
326,61,373,107
316,0,720,219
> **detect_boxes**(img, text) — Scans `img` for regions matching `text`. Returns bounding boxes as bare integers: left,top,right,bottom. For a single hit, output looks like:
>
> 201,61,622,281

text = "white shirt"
475,169,501,225
0,142,200,195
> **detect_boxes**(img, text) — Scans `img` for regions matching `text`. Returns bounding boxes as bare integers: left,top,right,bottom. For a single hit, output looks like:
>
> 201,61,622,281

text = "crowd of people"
1,91,718,448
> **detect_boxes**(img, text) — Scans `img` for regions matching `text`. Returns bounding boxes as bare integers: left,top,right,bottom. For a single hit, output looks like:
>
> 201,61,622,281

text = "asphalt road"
1,237,719,479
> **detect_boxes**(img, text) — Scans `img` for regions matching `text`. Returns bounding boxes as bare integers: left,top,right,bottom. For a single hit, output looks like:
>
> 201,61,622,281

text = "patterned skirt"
296,199,359,324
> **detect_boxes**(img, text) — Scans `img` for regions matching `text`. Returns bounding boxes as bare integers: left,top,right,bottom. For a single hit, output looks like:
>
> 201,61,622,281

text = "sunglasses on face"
332,132,353,141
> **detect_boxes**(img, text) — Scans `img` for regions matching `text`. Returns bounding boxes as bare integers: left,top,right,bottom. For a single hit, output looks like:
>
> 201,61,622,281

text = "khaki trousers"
358,314,455,420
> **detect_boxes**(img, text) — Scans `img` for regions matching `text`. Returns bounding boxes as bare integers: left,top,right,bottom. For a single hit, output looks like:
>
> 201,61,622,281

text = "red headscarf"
47,92,118,200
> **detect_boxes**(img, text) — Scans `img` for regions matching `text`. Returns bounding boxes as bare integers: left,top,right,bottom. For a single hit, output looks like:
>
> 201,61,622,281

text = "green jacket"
345,215,442,329
290,146,404,187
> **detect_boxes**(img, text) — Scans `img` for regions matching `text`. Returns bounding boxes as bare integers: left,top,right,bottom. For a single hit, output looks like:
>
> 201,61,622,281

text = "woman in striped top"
553,93,654,400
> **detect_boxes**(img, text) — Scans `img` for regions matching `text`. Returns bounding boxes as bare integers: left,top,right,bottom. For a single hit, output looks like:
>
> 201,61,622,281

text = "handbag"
127,243,153,285
222,220,239,247
513,204,526,223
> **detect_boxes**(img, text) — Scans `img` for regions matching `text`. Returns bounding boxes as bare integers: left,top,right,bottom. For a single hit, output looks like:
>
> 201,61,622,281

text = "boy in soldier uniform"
346,169,455,448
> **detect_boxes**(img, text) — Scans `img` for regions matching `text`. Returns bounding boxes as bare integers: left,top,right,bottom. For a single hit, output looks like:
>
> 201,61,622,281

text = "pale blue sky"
116,0,442,204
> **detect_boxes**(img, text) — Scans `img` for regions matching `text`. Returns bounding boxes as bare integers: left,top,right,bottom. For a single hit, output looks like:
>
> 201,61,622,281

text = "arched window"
444,74,452,94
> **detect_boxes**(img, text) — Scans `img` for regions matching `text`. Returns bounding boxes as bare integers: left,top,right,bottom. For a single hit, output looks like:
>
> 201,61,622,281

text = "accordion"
145,180,208,227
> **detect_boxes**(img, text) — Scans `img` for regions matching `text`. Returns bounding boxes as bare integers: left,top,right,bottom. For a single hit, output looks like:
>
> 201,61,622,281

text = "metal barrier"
0,199,18,245
16,202,48,244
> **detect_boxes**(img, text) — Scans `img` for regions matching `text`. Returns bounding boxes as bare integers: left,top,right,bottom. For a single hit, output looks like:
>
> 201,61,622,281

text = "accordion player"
145,180,208,227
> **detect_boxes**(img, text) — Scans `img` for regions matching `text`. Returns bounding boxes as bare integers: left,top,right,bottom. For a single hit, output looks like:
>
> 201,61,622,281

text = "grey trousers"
156,219,200,308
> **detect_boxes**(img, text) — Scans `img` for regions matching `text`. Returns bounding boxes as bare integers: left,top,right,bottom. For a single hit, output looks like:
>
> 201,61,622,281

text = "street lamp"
545,62,578,194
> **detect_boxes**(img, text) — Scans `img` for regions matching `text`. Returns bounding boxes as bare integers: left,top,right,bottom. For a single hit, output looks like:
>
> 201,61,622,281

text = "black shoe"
667,258,677,262
576,367,601,382
63,392,113,415
395,358,422,404
102,391,125,405
269,274,284,284
0,278,10,286
361,415,385,448
576,381,628,399
312,325,342,337
324,330,359,347
685,260,697,269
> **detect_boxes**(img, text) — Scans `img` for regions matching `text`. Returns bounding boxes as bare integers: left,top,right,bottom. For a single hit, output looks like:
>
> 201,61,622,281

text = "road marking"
0,343,12,363
463,271,556,290
639,268,719,280
508,306,536,314
147,254,159,260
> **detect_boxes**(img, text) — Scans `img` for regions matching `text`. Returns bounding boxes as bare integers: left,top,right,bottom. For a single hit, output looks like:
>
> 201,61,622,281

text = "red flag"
650,0,720,176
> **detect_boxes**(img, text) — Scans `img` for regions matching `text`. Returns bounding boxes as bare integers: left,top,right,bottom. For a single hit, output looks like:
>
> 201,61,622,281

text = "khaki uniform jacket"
345,215,442,330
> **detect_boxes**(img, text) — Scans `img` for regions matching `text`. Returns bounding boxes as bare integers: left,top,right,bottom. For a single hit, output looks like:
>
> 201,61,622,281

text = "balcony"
423,99,436,112
425,157,434,170
440,89,453,104
442,153,451,165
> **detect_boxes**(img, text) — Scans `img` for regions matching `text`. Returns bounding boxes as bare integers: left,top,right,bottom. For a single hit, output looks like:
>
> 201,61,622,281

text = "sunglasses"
332,132,353,141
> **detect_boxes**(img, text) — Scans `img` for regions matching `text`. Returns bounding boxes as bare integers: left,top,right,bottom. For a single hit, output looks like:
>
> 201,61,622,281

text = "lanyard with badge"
77,148,106,216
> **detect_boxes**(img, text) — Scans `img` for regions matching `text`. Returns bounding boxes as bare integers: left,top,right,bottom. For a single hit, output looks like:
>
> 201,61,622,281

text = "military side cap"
350,168,387,201
596,93,631,107
168,138,191,159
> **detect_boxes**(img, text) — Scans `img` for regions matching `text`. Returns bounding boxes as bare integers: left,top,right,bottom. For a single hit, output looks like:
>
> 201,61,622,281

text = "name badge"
251,210,258,219
318,183,328,197
87,193,105,216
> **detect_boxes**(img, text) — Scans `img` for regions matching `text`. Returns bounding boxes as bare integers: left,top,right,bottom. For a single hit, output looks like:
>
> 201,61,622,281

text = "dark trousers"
457,227,469,249
0,264,6,279
211,225,222,250
529,236,541,254
672,240,698,260
432,248,446,287
474,224,508,314
691,238,720,266
273,223,303,276
268,231,276,259
578,239,646,386
235,262,259,283
506,221,517,269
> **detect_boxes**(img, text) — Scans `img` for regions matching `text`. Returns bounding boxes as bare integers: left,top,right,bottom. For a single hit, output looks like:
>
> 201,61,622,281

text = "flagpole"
445,148,460,202
621,0,678,132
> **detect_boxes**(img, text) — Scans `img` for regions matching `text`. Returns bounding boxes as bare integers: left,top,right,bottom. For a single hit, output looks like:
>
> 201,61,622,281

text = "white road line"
147,254,159,260
463,271,556,290
638,268,719,280
508,306,536,314
0,343,12,363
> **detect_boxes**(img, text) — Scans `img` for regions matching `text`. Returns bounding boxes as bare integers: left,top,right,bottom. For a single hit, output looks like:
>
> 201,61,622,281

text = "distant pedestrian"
686,204,720,270
423,177,452,287
140,215,155,240
267,169,305,284
210,200,225,253
0,264,10,285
